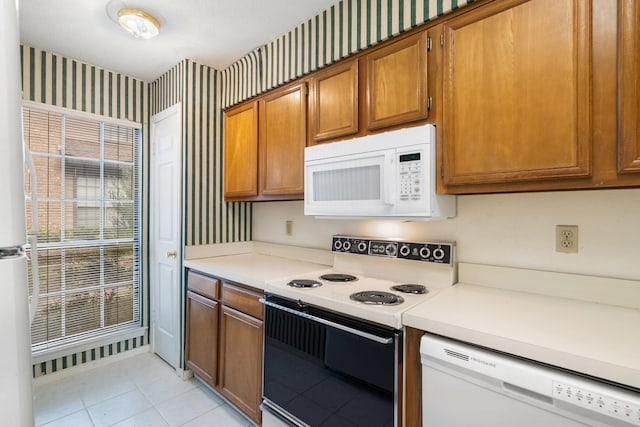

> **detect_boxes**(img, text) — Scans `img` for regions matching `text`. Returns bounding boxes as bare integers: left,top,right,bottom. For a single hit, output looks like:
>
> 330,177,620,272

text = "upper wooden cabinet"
259,82,307,197
223,82,307,201
441,0,592,188
618,0,640,173
309,60,359,143
366,32,429,130
224,101,258,198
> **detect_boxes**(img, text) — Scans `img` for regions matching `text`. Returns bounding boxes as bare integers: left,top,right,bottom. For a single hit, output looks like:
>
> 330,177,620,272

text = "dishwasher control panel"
553,381,640,426
331,235,454,265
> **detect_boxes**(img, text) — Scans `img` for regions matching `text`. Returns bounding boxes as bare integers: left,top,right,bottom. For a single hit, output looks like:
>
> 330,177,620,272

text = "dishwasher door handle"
259,298,393,345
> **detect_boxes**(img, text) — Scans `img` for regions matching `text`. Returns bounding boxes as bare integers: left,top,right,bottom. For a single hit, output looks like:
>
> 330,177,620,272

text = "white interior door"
150,103,182,368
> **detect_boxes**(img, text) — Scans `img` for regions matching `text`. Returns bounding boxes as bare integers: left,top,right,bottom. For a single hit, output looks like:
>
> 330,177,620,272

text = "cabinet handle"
166,251,177,258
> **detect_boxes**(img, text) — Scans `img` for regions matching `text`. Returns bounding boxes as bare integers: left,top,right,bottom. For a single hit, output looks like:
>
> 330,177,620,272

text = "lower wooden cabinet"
185,290,219,388
218,305,264,424
185,270,264,425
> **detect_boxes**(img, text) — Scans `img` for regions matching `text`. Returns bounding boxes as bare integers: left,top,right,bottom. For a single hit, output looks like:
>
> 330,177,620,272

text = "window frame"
23,101,145,361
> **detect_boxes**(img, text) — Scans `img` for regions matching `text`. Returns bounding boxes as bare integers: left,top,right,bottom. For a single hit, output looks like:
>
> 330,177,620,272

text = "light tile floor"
34,352,255,427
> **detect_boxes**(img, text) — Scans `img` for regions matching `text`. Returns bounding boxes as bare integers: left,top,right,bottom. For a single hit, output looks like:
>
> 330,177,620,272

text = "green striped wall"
20,45,150,377
151,60,252,246
221,0,473,108
32,335,146,378
21,46,147,122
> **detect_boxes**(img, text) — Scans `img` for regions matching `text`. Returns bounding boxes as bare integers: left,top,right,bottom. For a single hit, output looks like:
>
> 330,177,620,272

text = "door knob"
166,251,177,258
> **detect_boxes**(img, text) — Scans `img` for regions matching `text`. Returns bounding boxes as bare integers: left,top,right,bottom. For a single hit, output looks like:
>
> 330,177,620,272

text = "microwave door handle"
383,153,396,205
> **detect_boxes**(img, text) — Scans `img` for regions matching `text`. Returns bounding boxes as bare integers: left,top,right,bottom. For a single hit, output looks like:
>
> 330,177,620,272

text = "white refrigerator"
0,0,36,425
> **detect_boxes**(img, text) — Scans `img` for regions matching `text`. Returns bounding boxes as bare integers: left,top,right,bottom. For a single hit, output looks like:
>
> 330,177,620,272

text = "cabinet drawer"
222,282,263,320
187,271,220,300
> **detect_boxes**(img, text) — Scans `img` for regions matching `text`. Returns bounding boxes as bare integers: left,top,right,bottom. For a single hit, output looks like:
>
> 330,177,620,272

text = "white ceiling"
19,0,338,81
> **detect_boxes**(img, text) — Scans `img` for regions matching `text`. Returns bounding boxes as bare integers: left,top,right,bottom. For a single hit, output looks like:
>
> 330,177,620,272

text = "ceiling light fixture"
117,7,160,39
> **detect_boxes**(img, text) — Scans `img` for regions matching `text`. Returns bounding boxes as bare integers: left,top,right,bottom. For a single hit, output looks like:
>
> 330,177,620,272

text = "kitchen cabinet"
308,59,359,144
405,327,423,427
618,0,640,173
259,82,307,197
185,272,220,388
218,282,263,425
185,270,264,425
440,0,592,189
366,31,429,130
224,81,306,201
223,101,258,199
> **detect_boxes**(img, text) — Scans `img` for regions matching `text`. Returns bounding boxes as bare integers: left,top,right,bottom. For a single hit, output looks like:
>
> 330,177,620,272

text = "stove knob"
357,241,367,253
343,240,352,251
385,244,397,257
399,244,410,257
419,246,431,259
433,248,445,260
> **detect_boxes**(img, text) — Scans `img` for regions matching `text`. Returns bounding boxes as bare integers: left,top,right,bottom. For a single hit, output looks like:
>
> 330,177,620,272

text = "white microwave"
304,124,456,219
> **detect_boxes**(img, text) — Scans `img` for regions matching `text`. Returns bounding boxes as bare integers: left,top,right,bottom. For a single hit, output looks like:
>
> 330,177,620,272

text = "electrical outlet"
285,220,293,236
556,225,578,253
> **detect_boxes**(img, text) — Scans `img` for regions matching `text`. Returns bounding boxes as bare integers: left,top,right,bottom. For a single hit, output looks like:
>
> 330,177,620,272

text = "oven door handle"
260,298,393,345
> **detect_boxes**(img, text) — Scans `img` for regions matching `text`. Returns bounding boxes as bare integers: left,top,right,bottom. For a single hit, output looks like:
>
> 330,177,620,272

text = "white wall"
254,188,640,280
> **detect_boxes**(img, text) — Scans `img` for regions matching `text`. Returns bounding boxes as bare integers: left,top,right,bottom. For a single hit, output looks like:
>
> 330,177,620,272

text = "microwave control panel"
331,236,454,265
399,152,423,202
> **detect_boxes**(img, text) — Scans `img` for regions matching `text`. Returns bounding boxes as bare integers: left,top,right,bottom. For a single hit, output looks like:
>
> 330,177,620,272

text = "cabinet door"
366,32,428,130
259,83,307,196
442,0,592,187
218,305,263,424
224,101,258,199
618,0,640,173
309,60,359,143
185,291,218,388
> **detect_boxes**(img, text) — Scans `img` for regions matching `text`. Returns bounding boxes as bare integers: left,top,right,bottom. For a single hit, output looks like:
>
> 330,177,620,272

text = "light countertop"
403,263,640,390
183,246,640,390
184,251,331,290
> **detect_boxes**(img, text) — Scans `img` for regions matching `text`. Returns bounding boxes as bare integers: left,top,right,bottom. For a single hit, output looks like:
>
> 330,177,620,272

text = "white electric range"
263,235,456,329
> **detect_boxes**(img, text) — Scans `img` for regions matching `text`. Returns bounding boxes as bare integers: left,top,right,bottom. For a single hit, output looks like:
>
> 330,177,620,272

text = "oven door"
261,294,401,427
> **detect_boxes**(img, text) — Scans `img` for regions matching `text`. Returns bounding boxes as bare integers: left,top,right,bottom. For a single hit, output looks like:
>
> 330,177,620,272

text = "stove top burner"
349,291,404,305
391,284,428,294
320,273,358,282
287,279,322,288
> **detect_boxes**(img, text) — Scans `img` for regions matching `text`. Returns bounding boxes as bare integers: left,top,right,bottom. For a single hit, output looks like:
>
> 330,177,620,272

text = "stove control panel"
396,242,453,264
370,240,398,257
332,236,370,255
331,236,454,265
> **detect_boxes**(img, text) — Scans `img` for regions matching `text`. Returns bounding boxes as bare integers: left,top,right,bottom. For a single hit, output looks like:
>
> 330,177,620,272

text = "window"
23,106,142,354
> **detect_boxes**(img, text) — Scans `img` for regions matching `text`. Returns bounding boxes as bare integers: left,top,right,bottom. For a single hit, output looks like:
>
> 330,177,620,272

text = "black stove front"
261,294,400,427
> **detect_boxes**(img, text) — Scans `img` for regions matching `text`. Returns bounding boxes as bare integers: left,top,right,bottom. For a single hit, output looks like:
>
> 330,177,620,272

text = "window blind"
23,106,142,353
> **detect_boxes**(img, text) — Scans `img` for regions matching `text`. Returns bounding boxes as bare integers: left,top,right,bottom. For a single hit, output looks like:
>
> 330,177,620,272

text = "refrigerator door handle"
0,246,24,259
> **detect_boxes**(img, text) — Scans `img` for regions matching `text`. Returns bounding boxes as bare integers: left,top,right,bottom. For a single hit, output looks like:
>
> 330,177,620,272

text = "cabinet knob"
166,251,177,259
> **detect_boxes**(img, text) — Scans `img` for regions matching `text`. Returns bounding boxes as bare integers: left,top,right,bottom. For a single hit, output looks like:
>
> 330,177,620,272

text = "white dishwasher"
420,334,640,427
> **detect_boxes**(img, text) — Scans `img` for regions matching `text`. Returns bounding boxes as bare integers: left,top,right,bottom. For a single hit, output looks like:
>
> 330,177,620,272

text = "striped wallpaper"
33,336,146,378
221,0,473,108
20,45,149,377
150,60,252,246
20,45,147,122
